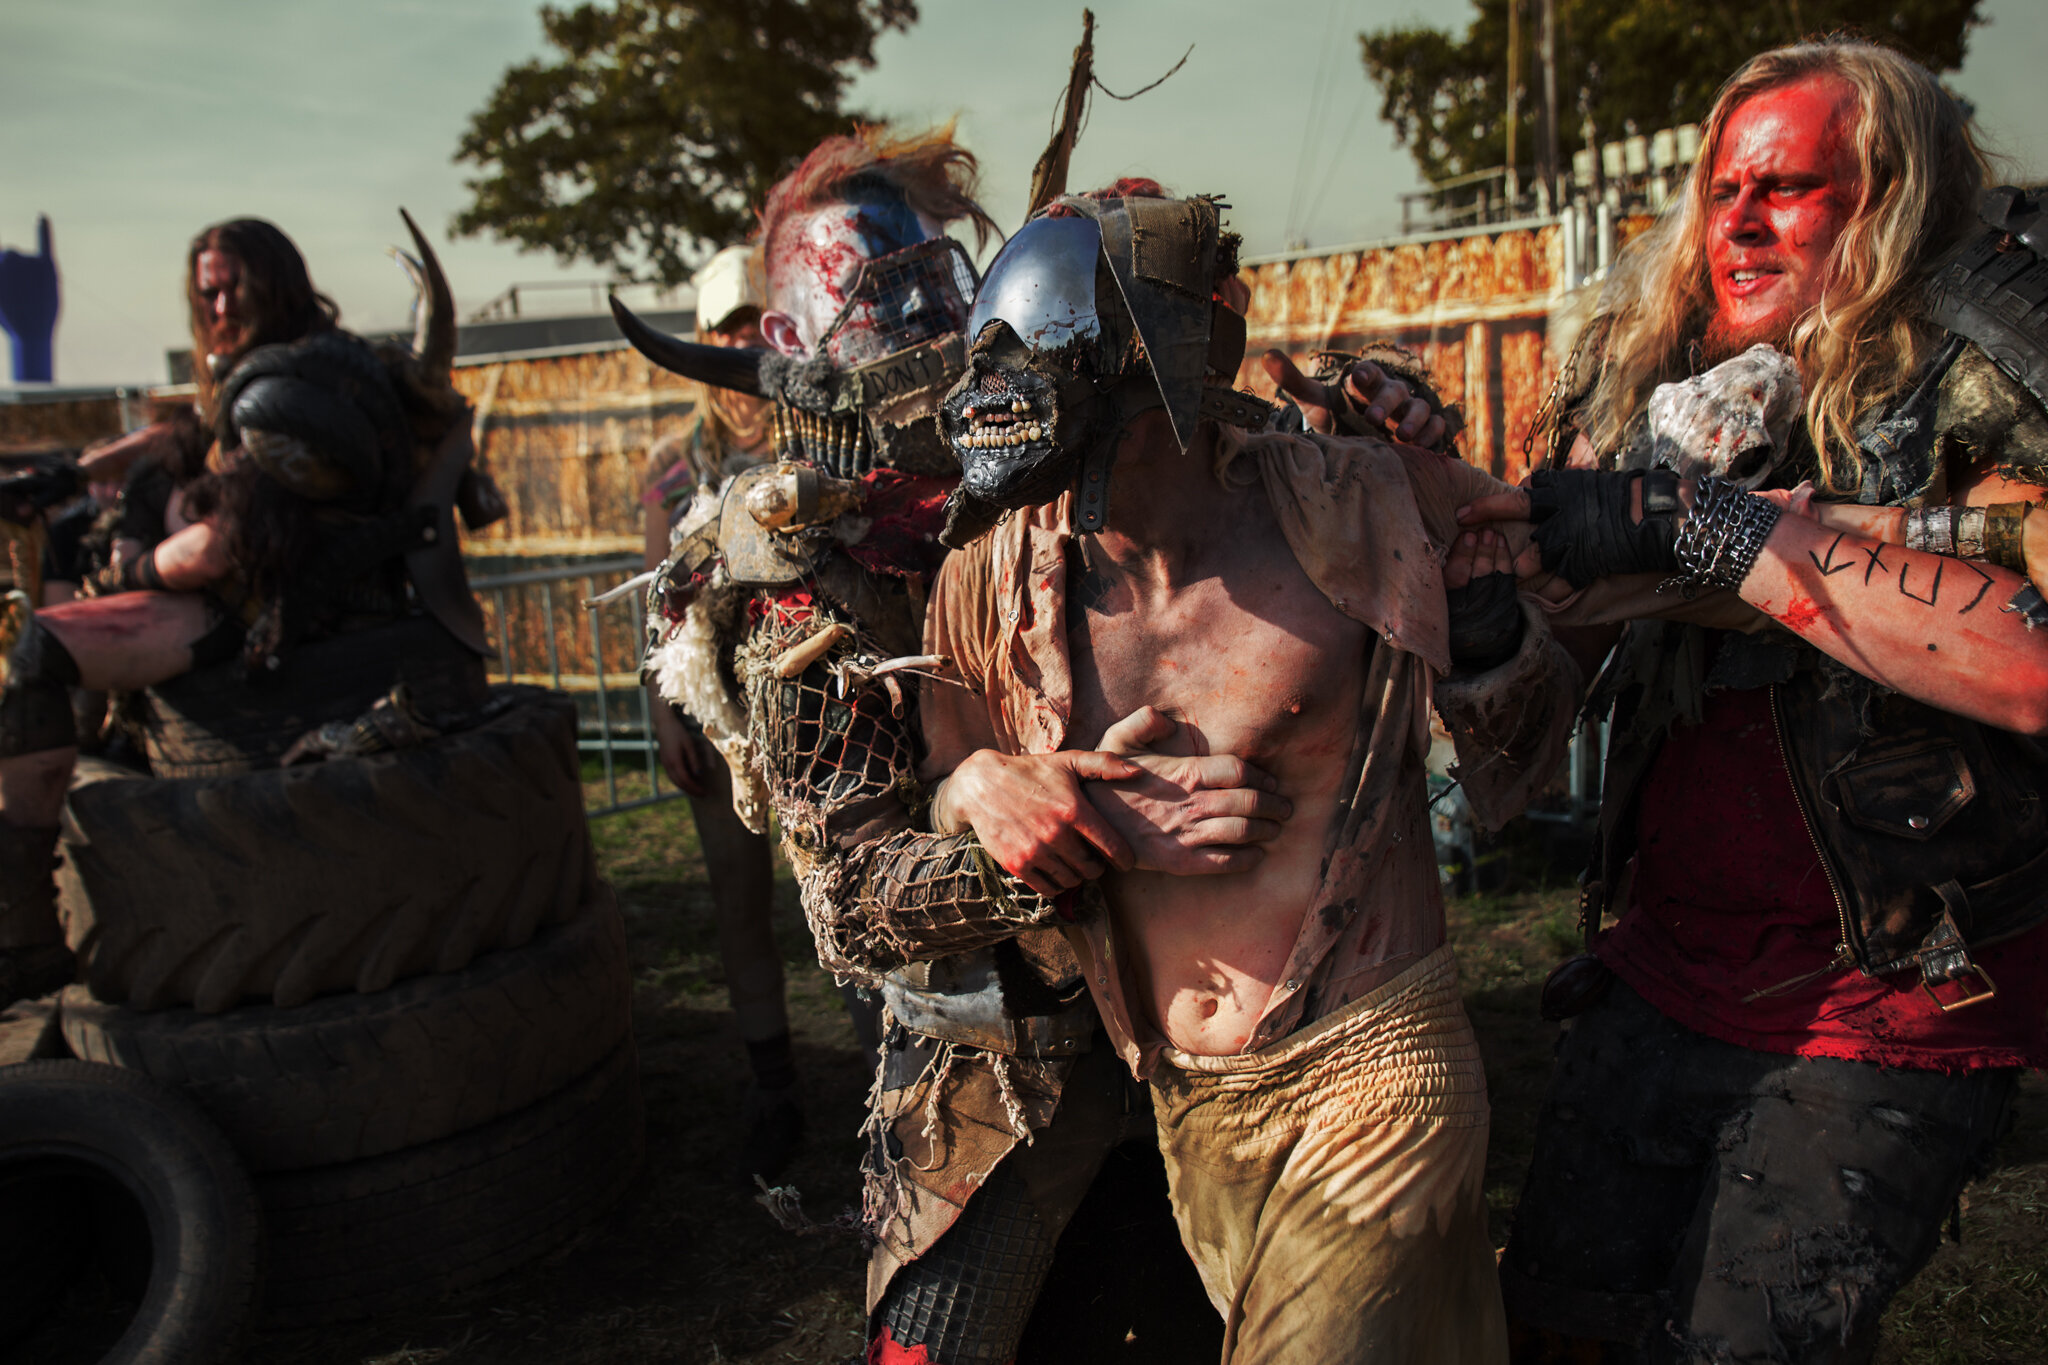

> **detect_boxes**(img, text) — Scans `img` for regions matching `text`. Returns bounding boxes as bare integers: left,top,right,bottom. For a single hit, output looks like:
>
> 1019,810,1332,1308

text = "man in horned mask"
0,215,490,1005
626,127,1239,1364
623,126,1472,1360
1451,39,2048,1362
900,181,1582,1362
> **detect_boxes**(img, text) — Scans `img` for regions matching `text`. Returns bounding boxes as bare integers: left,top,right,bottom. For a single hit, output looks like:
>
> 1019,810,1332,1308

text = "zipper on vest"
1766,681,1863,979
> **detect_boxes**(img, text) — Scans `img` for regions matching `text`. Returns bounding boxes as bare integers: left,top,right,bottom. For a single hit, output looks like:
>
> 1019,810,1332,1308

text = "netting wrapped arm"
735,599,1058,980
795,825,1058,980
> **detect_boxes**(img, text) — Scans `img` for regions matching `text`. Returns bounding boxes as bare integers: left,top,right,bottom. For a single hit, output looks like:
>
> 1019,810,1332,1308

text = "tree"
1360,0,1984,186
453,0,916,286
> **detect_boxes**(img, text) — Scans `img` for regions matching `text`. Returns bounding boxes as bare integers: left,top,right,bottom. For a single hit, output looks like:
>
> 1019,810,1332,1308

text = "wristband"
1985,503,2030,571
1903,505,1990,559
120,549,170,593
1662,475,1782,597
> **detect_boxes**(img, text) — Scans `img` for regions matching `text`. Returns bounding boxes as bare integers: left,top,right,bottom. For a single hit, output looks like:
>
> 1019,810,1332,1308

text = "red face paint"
768,204,938,354
1703,77,1864,354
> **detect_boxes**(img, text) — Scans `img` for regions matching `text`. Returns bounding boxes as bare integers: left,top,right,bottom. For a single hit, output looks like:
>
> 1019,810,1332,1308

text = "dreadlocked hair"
758,123,996,290
1578,37,1993,491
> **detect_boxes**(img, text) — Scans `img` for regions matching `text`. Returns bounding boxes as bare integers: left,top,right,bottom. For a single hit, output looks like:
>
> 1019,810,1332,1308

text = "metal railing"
468,554,681,819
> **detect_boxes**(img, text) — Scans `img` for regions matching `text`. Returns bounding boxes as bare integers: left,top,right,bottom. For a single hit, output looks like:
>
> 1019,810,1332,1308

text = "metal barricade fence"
468,555,680,819
470,555,1617,831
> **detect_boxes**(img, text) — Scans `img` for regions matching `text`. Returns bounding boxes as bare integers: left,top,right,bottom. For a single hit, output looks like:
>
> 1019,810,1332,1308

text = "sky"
4,0,2044,387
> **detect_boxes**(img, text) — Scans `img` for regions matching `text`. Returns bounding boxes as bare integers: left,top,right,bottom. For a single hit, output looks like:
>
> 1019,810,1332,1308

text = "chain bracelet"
1662,475,1783,596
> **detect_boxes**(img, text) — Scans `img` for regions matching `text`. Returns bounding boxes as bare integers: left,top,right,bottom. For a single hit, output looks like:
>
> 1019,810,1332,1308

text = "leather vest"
1591,633,2048,994
1581,308,2048,999
1777,665,2048,978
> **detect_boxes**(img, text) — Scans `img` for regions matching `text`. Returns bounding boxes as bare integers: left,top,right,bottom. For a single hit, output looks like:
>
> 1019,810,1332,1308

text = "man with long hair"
0,216,485,1005
1457,38,2048,1362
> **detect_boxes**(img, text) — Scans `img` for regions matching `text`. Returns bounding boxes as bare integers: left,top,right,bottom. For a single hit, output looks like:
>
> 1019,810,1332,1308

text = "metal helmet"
936,192,1268,540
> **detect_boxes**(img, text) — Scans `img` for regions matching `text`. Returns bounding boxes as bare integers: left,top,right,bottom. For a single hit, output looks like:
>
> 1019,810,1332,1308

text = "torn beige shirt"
922,426,1580,1077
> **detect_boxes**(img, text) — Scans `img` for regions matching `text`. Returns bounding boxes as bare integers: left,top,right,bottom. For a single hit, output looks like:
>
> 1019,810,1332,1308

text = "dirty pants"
871,1034,1220,1363
1500,980,2016,1364
1151,945,1506,1364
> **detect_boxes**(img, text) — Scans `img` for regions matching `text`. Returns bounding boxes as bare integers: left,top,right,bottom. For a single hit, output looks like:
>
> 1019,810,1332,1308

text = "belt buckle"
1920,962,1998,1012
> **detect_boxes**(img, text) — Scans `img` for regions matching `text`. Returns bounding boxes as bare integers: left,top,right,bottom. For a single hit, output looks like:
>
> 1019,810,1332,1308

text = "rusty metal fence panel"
469,555,679,818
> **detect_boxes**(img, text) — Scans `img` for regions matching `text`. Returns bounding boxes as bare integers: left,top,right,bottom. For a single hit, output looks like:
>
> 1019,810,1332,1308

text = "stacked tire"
50,686,643,1327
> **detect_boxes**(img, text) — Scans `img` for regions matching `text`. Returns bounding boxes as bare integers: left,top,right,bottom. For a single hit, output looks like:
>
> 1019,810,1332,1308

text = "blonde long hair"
1578,39,1990,490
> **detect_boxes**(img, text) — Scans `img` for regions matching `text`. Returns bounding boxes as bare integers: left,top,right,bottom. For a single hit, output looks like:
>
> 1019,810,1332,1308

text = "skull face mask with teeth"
938,193,1269,540
610,186,981,482
941,213,1135,517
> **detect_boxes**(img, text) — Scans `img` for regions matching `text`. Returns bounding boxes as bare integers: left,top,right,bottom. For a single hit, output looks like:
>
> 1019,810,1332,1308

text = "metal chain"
1662,475,1783,597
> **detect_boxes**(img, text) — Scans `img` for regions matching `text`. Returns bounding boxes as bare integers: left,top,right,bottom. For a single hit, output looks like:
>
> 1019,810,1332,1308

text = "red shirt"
1599,684,2048,1071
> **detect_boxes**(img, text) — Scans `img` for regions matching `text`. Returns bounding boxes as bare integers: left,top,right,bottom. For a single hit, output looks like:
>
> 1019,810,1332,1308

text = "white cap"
691,244,768,335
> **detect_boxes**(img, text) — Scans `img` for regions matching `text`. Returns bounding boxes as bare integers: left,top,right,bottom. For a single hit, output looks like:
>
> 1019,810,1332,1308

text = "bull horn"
609,294,767,397
398,208,456,386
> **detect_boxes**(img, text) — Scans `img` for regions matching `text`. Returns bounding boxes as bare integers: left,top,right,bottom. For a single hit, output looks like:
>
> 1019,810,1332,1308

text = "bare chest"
1065,547,1367,774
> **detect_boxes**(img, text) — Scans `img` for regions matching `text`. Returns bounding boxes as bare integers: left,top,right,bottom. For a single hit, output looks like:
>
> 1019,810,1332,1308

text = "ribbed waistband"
1152,945,1483,1132
1163,944,1458,1076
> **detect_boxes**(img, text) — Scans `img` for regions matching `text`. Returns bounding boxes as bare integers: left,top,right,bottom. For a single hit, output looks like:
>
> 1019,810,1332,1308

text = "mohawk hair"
1080,177,1168,201
757,123,997,292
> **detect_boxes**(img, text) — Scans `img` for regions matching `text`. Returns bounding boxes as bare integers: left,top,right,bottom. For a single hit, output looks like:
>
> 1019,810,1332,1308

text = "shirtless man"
913,185,1580,1362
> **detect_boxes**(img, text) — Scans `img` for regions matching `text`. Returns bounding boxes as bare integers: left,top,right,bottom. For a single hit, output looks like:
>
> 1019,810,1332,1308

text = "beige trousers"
1150,946,1507,1364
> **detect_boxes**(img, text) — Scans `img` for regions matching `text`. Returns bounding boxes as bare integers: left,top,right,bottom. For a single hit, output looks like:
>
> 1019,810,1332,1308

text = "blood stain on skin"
770,219,866,309
1778,596,1825,632
43,595,171,642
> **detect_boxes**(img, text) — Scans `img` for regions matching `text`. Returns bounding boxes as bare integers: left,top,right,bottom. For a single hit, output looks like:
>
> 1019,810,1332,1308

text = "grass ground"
229,787,873,1365
25,778,2048,1363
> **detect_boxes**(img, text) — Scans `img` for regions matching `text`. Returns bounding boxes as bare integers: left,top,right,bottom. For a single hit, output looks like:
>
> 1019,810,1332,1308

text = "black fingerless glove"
1447,571,1523,672
1526,467,1683,588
